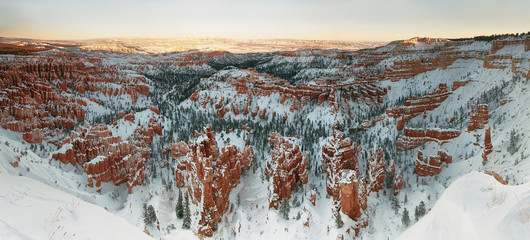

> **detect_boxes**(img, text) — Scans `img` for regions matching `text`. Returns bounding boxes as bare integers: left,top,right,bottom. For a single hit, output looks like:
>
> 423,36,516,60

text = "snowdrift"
398,171,530,240
0,173,153,240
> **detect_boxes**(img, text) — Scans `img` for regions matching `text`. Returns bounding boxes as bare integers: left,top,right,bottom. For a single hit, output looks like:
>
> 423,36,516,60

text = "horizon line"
2,30,528,43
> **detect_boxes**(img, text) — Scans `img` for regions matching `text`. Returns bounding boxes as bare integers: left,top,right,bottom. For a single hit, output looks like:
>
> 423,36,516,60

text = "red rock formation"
232,102,240,115
482,127,493,162
318,93,328,106
452,80,470,91
397,128,461,151
525,36,530,52
484,170,507,185
124,111,135,122
0,43,52,55
52,116,162,193
265,132,308,209
289,98,300,112
415,150,452,176
500,99,512,106
393,173,403,196
202,96,210,108
260,108,267,119
384,52,462,82
167,141,190,159
490,39,524,54
148,106,160,115
468,104,488,131
328,89,339,114
396,117,405,131
190,90,200,102
175,127,254,237
339,170,368,221
310,191,317,206
0,54,151,145
484,54,512,69
214,97,225,110
361,120,372,130
387,84,451,129
241,124,251,132
218,107,229,119
367,147,386,193
207,67,387,118
484,39,528,76
10,157,21,168
322,130,362,201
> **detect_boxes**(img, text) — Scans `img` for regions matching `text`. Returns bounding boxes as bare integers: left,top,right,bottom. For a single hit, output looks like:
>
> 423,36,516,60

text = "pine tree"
335,211,344,228
391,195,400,214
414,201,426,221
402,208,410,227
176,190,184,219
279,198,290,220
182,194,191,229
508,129,519,155
143,204,157,226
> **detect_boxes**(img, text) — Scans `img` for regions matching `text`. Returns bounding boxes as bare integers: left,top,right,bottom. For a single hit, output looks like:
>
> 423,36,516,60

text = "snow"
88,155,106,164
398,171,530,240
0,173,152,240
1,35,530,240
454,41,491,51
493,44,525,56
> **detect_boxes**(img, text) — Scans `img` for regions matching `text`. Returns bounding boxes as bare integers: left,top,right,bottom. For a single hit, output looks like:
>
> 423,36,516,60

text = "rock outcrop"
415,150,452,176
367,147,386,193
467,104,489,132
321,130,362,201
490,39,525,54
526,36,530,52
484,170,506,185
0,54,151,145
393,173,403,196
483,39,529,77
53,116,162,193
339,170,368,230
174,126,254,237
387,84,451,129
193,67,387,120
482,127,493,162
265,132,308,209
396,128,461,151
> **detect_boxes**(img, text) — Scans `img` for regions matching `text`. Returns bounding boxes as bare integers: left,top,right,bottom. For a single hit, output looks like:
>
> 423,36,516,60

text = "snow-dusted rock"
265,132,308,209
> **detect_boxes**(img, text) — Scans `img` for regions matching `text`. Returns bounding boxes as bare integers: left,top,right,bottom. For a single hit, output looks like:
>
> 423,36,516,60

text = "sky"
0,0,529,41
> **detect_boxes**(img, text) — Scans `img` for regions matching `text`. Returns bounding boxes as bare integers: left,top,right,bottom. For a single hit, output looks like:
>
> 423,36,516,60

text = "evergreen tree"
176,190,184,219
279,198,290,220
182,194,191,229
391,195,400,214
402,208,410,227
414,201,426,221
143,204,157,226
335,211,344,228
508,129,519,155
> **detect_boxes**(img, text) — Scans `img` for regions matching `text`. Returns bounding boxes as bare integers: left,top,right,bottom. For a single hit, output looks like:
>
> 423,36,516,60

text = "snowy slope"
398,171,530,240
0,173,153,240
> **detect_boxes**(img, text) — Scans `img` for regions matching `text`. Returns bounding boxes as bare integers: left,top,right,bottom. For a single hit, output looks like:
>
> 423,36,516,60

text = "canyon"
0,33,529,239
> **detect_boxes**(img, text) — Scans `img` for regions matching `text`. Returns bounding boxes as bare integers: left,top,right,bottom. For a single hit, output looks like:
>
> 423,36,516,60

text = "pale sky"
0,0,528,41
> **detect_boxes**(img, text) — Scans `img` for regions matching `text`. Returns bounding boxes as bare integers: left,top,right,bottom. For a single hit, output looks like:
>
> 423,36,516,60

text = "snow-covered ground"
0,38,529,239
398,171,530,240
0,173,152,240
